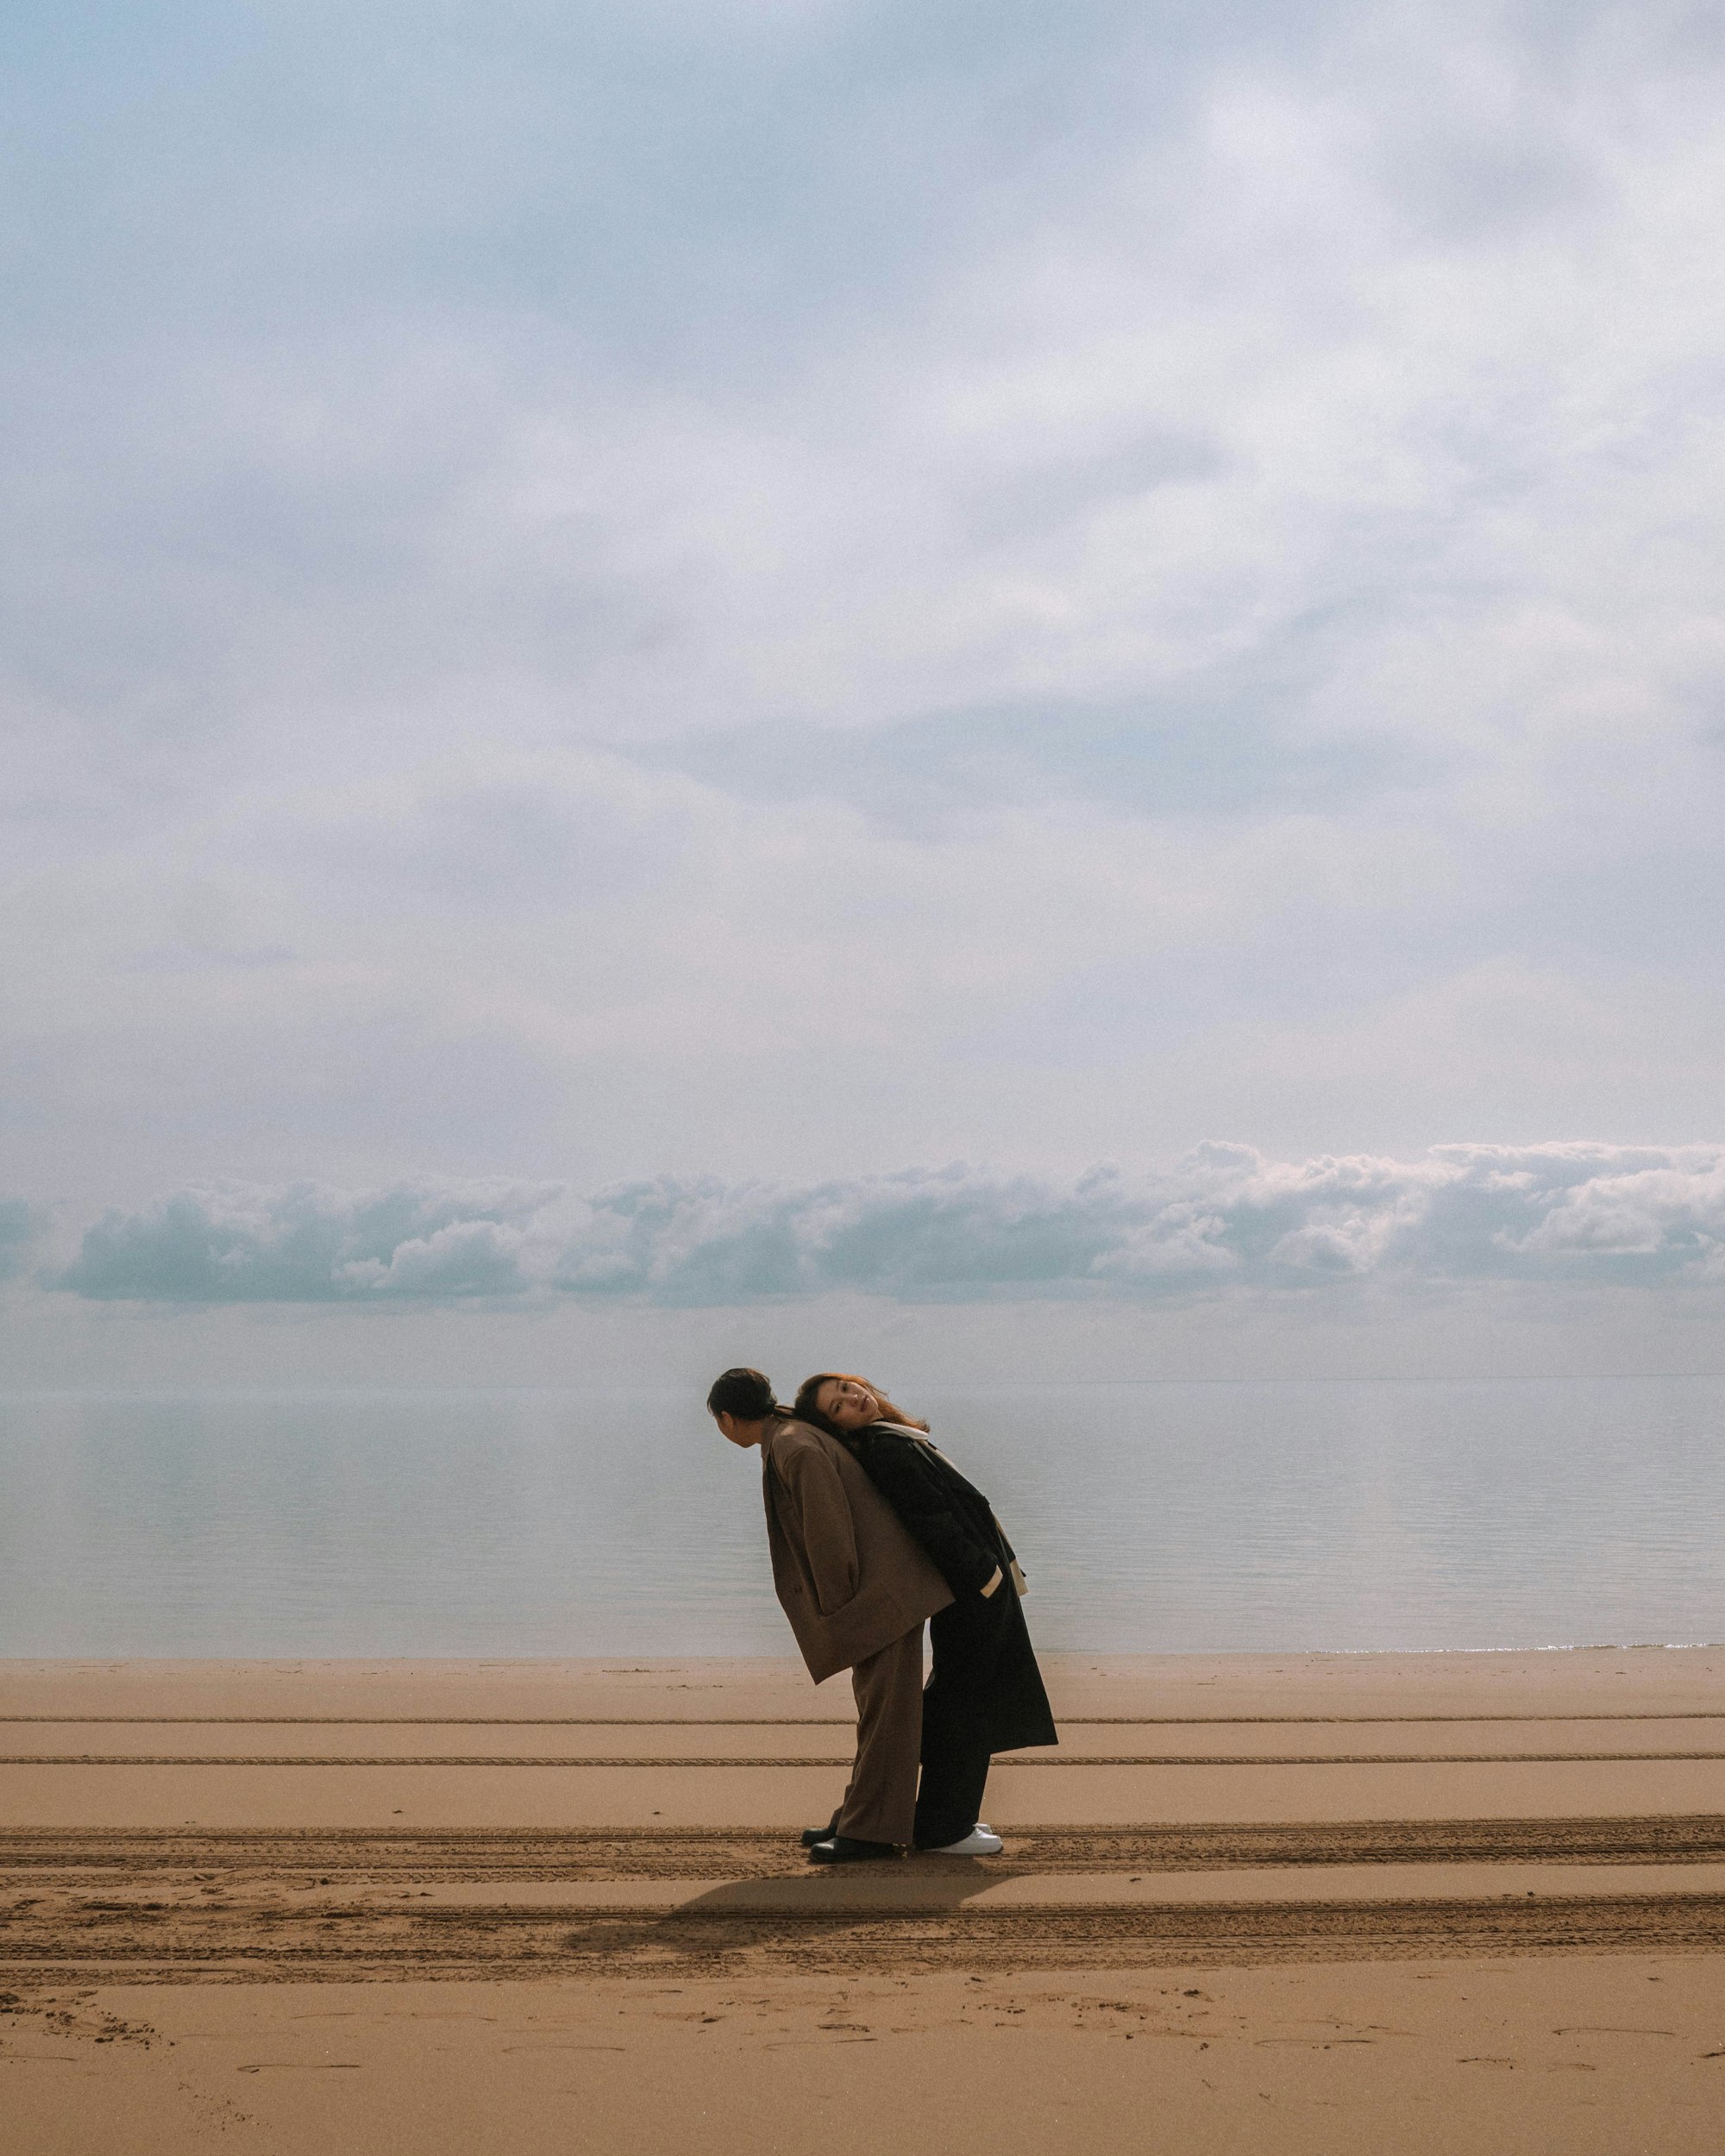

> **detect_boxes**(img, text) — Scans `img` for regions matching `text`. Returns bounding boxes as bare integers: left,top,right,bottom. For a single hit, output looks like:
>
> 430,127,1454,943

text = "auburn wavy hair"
792,1372,929,1437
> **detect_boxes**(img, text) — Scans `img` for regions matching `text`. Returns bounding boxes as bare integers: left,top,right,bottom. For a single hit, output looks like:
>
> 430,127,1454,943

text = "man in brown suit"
707,1367,953,1864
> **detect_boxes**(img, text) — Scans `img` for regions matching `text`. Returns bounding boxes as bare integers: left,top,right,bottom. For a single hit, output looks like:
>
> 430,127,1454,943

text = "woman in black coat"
793,1372,1057,1852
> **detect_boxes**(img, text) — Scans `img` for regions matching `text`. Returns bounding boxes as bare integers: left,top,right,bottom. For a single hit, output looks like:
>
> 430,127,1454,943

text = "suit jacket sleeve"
779,1444,861,1615
856,1437,1000,1595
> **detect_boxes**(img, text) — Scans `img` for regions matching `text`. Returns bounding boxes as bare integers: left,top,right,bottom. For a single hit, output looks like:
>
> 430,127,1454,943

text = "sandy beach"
5,1647,1725,2152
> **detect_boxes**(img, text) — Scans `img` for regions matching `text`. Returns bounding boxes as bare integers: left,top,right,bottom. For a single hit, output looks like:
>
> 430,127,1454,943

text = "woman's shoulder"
851,1421,934,1460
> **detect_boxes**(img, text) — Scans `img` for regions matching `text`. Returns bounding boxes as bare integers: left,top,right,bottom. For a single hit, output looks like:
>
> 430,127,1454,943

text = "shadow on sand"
562,1857,1016,1965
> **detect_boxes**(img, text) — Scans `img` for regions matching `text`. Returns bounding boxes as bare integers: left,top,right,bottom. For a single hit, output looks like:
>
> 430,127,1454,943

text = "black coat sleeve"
850,1432,1001,1595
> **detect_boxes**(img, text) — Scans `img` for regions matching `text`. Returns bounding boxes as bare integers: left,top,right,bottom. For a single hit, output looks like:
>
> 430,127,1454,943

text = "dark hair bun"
706,1367,778,1421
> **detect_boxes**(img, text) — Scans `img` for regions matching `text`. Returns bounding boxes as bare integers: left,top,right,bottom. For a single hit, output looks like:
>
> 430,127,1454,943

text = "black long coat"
838,1421,1057,1756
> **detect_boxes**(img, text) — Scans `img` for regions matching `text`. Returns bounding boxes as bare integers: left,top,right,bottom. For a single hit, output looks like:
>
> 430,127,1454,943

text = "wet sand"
4,1649,1724,2152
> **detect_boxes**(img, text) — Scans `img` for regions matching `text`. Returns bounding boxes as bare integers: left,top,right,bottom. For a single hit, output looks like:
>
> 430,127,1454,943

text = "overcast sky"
4,0,1725,1382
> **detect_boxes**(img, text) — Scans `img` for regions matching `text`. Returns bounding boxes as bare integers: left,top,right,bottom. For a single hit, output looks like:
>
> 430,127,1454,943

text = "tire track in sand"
7,1883,1725,1982
8,1816,1725,1878
8,1818,1725,1983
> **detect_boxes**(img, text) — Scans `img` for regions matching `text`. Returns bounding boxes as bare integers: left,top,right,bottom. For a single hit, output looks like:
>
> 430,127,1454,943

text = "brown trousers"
833,1623,925,1846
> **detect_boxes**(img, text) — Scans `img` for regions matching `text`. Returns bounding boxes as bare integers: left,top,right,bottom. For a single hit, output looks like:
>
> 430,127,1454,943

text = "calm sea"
2,1378,1722,1658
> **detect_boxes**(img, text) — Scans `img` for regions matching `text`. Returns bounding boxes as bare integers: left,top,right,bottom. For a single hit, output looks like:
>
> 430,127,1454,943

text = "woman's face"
817,1376,879,1430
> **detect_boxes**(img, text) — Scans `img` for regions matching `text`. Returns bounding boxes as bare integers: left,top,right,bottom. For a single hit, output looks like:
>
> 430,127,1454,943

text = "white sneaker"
924,1826,1004,1856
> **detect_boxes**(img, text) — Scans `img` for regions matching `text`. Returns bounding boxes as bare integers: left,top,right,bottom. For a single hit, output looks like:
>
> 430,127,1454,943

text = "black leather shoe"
806,1835,899,1865
800,1815,841,1848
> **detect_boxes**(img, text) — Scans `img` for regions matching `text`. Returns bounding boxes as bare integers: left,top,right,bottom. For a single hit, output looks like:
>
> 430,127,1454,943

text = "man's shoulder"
763,1416,840,1462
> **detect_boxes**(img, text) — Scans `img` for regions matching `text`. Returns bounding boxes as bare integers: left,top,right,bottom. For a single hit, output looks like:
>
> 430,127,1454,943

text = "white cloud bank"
59,1179,568,1303
50,1142,1725,1306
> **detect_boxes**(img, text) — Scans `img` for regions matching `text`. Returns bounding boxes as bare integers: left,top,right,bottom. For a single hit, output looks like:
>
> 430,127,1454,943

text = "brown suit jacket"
761,1417,955,1683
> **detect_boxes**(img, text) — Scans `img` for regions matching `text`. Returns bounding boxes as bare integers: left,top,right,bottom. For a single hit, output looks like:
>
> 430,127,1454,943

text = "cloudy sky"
4,0,1725,1384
